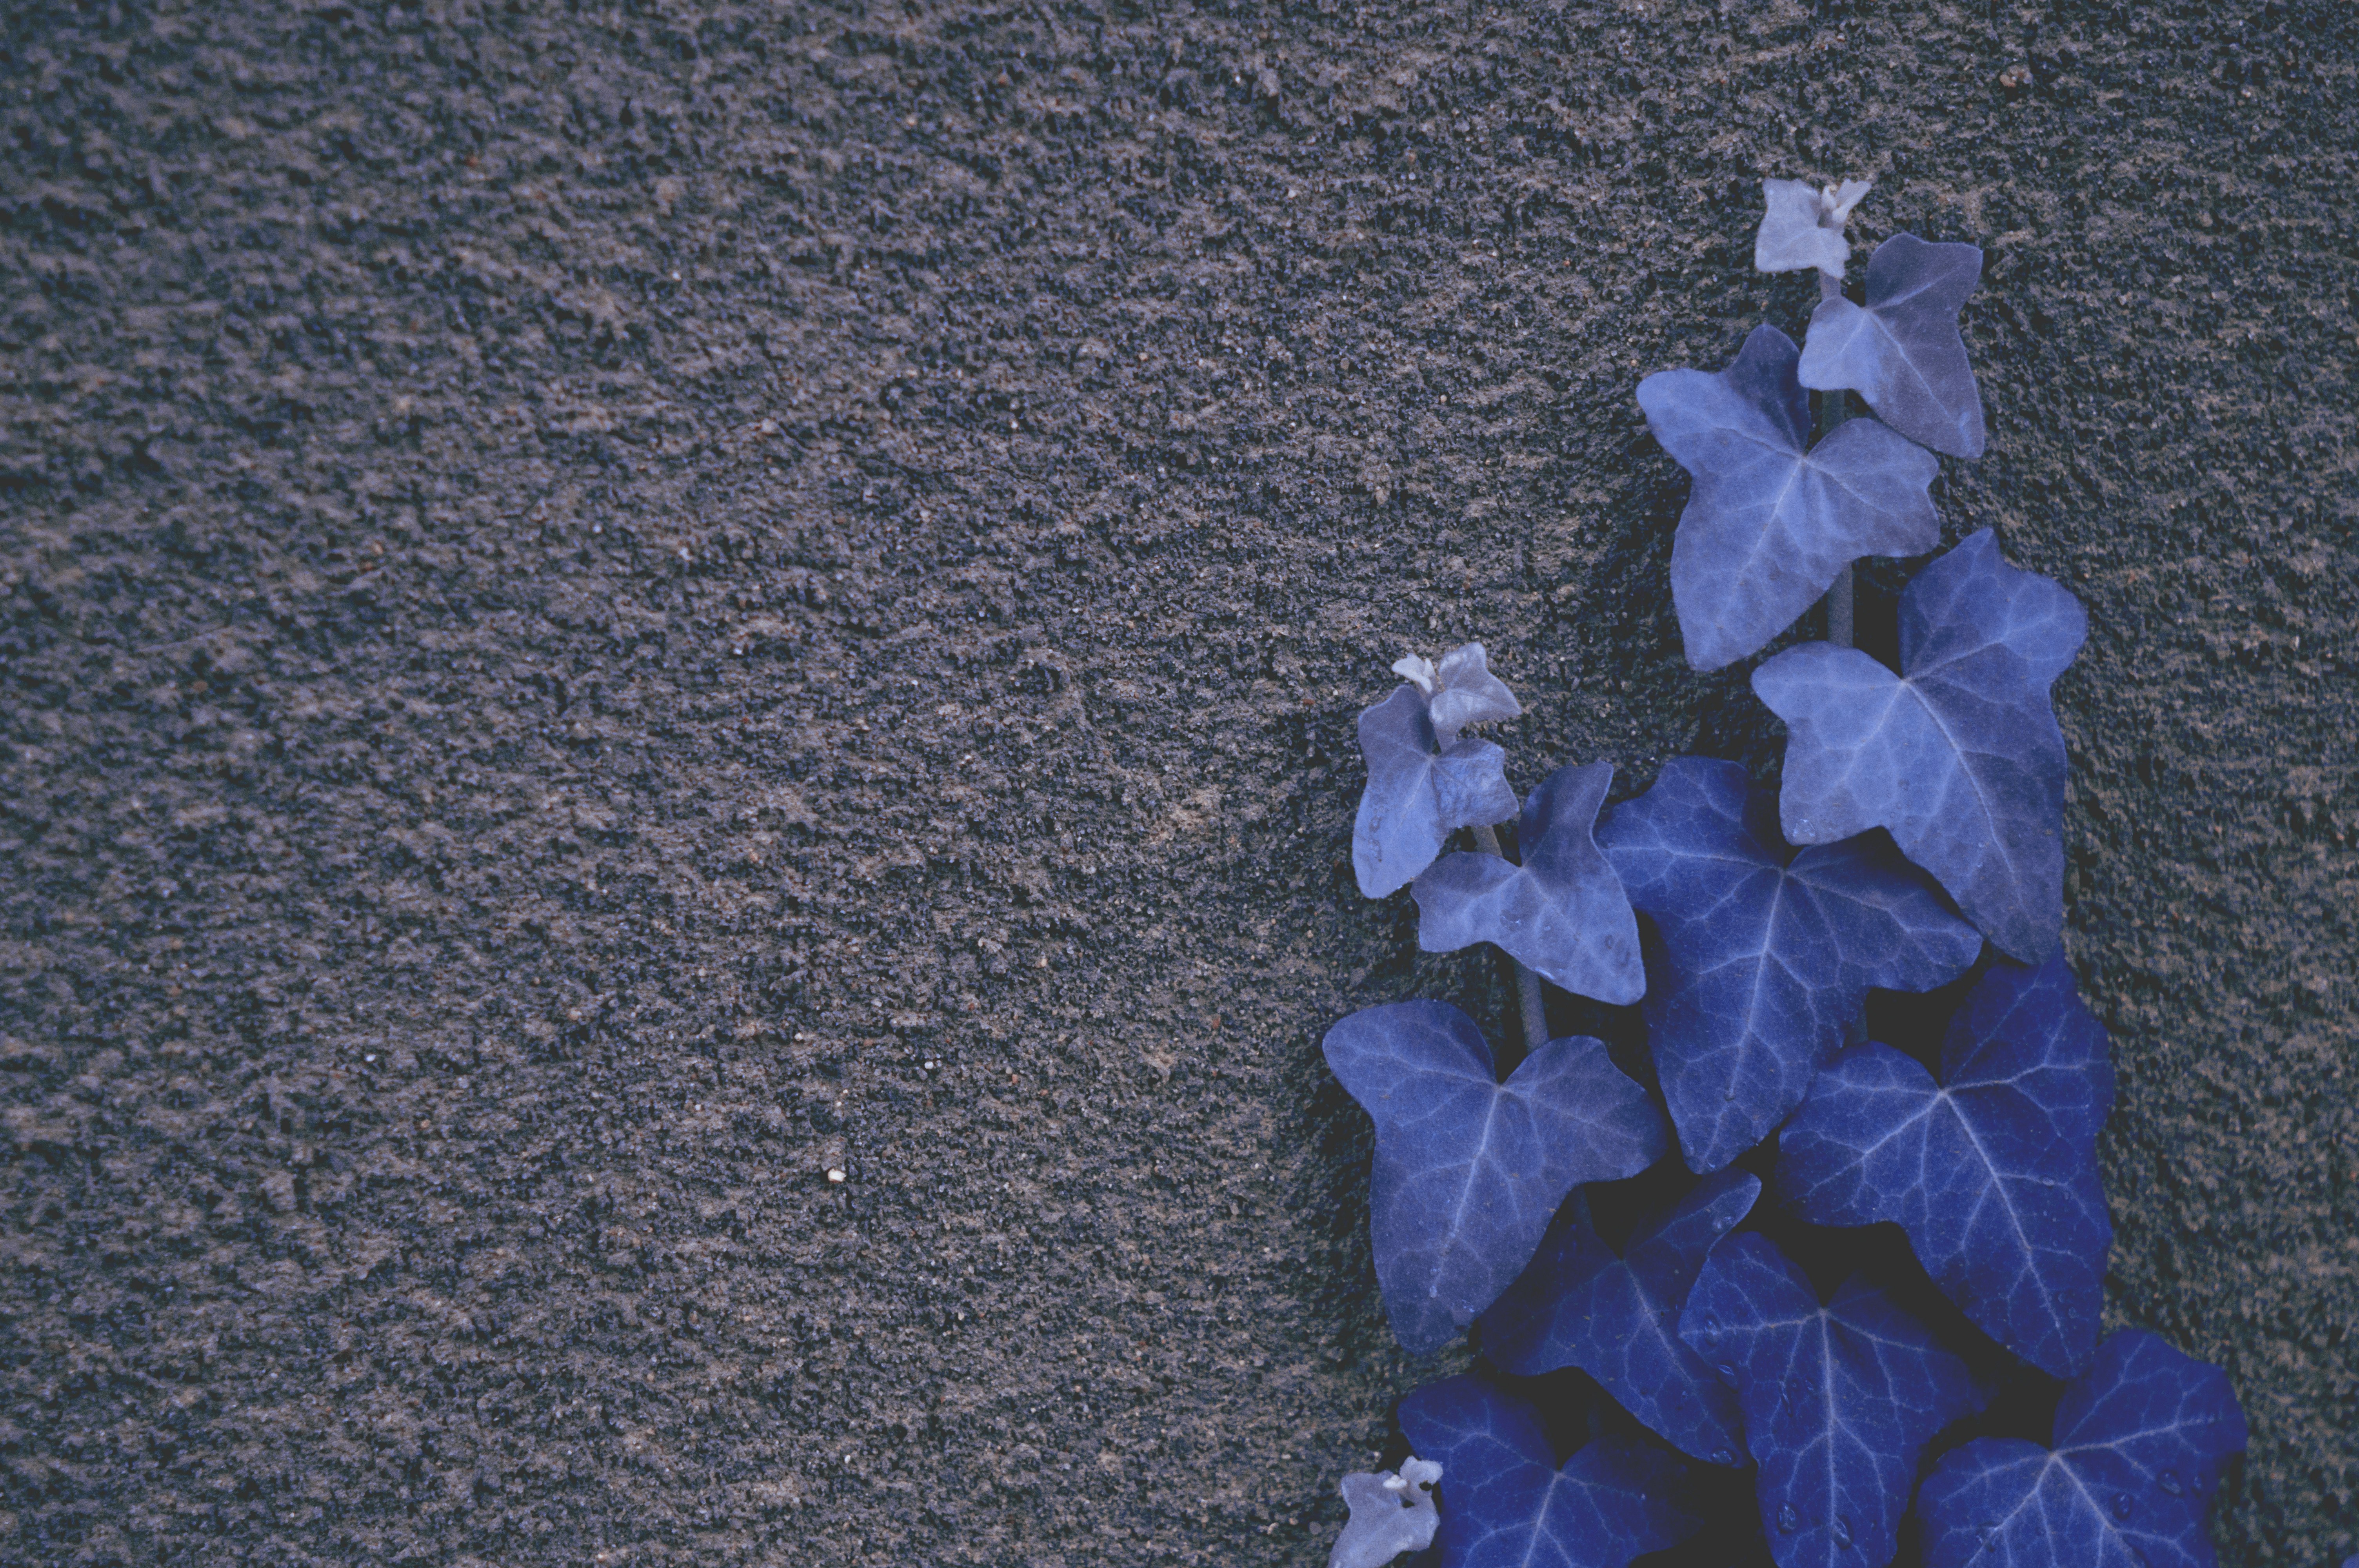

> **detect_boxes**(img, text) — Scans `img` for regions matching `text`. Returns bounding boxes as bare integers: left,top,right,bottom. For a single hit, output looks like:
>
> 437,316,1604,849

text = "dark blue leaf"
1414,763,1647,1005
1799,234,1988,459
1325,1001,1668,1355
1752,528,2088,960
1918,1330,2248,1568
1478,1169,1760,1465
1598,758,1983,1171
1678,1232,1983,1568
1398,1374,1705,1568
1356,684,1521,898
1638,324,1939,671
1775,953,2114,1376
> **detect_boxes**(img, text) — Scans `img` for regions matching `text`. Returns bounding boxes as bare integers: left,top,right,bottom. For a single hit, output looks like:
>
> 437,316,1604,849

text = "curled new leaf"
1776,953,2115,1377
1918,1331,2247,1568
1355,684,1521,898
1754,177,1873,278
1414,763,1646,1005
1478,1170,1759,1466
1323,1001,1667,1356
1639,325,1939,671
1752,528,2087,961
1398,1375,1704,1568
1799,234,1988,459
1393,642,1523,749
1679,1232,1984,1568
1599,757,1983,1171
1330,1458,1444,1568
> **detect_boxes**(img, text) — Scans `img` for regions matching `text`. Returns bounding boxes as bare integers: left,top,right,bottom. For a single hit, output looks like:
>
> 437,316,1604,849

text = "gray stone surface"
1,2,2350,1563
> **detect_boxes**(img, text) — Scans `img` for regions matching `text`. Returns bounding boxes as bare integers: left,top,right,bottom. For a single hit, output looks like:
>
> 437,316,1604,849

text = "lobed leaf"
1639,325,1939,671
1398,1375,1704,1568
1324,1001,1667,1356
1599,758,1983,1171
1776,953,2114,1376
1414,763,1647,1005
1355,683,1521,898
1918,1330,2247,1568
1799,234,1988,458
1752,528,2087,960
1478,1169,1760,1466
1679,1232,1983,1568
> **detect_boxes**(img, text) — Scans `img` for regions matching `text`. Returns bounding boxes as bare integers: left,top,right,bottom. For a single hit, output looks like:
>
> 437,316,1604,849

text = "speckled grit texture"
1,1,2351,1564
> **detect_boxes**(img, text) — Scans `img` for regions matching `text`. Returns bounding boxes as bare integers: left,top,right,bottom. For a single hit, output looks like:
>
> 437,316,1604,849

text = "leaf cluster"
1316,182,2243,1568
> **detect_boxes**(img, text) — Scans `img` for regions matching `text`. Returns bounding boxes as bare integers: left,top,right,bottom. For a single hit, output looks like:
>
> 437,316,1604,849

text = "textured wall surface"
1,1,2351,1563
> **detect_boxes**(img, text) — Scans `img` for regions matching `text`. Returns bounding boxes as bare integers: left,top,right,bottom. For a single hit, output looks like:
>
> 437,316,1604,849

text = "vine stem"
1818,265,1863,1046
1817,267,1855,649
1470,822,1551,1057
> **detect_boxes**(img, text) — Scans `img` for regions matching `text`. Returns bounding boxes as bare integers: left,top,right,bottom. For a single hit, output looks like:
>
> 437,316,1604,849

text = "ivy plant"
1317,179,2245,1568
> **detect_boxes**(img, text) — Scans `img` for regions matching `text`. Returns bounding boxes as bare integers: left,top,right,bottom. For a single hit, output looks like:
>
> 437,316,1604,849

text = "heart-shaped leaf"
1478,1169,1760,1466
1355,683,1521,898
1679,1232,1983,1568
1599,757,1983,1171
1918,1330,2247,1568
1776,953,2114,1376
1752,528,2087,961
1639,325,1940,671
1324,1001,1667,1355
1799,234,1988,459
1398,1374,1705,1568
1414,762,1647,1005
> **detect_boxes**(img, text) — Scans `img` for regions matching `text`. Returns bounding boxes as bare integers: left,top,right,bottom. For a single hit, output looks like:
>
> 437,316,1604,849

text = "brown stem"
1470,822,1551,1058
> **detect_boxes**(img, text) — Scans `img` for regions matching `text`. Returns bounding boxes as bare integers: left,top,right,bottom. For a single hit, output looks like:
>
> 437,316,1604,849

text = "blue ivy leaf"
1398,1374,1705,1568
1355,683,1521,898
1414,763,1647,1005
1752,528,2088,961
1598,757,1983,1171
1776,953,2114,1377
1919,1330,2248,1568
1678,1232,1983,1568
1478,1169,1760,1466
1324,1001,1668,1356
1799,234,1988,459
1638,324,1940,671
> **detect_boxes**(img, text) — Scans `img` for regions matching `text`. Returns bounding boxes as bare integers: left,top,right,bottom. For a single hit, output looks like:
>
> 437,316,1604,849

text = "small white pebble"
826,1168,847,1183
